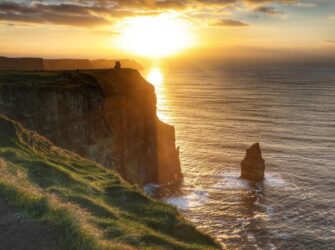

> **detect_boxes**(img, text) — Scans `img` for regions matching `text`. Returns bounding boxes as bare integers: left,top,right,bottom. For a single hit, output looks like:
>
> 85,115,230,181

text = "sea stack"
240,143,265,181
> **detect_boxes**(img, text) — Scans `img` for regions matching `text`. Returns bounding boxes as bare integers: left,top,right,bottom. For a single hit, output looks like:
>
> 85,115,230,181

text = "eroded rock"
0,69,182,185
240,143,265,181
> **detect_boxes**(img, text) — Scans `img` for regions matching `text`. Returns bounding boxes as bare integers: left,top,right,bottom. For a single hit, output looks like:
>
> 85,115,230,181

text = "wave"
165,190,209,210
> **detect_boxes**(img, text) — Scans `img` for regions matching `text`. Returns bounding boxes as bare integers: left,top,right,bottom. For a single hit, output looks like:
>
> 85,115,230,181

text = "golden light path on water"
142,64,335,249
146,67,171,123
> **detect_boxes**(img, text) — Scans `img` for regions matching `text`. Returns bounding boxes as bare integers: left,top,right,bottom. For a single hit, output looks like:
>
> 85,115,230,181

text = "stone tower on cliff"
114,61,121,69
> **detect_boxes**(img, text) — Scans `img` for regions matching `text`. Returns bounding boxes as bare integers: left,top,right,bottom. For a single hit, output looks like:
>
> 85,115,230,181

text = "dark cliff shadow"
144,180,183,200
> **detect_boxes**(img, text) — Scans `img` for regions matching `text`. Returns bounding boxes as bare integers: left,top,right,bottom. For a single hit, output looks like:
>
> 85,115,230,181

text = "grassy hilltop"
0,115,221,250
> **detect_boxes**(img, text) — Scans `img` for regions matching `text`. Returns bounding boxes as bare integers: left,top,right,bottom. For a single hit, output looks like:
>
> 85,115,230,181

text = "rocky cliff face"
0,69,182,185
43,59,92,70
0,57,44,70
0,56,144,71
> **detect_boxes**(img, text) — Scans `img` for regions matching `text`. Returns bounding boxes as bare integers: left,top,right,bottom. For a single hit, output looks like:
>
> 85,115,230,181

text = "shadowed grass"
0,183,100,250
0,115,221,250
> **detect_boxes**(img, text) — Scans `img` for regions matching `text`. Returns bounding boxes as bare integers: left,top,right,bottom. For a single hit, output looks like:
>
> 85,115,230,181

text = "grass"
0,70,98,90
0,115,221,250
0,70,61,87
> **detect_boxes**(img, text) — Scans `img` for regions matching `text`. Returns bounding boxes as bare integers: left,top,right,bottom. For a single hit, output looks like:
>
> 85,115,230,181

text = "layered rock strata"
0,56,143,71
0,69,182,185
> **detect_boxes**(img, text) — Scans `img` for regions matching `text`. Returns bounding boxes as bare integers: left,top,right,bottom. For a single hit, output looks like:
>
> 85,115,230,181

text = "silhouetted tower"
114,61,121,70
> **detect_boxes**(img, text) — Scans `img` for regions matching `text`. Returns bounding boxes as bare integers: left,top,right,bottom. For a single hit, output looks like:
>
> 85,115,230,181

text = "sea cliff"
0,69,182,185
0,115,220,249
0,56,143,71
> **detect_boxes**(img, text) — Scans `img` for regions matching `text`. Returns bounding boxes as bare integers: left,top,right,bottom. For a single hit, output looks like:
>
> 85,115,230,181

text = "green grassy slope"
0,115,221,250
0,70,64,86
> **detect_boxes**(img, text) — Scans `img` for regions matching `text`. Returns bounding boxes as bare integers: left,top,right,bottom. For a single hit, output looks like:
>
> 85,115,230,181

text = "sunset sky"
0,0,335,60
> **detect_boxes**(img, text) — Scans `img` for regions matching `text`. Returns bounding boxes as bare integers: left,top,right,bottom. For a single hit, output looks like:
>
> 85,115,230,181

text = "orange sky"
0,0,334,61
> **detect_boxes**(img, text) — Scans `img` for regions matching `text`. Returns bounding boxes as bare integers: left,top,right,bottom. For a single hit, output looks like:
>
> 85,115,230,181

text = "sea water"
144,63,335,249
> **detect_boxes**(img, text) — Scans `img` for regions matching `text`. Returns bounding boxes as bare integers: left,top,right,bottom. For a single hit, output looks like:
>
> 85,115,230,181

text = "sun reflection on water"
146,67,171,123
148,67,163,86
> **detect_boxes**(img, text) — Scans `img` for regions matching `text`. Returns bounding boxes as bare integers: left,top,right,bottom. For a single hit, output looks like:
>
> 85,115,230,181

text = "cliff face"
0,69,182,185
0,57,44,70
0,56,144,71
0,115,220,249
43,59,92,70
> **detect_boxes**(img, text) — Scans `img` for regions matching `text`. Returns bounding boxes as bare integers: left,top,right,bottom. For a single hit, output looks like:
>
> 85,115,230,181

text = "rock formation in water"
0,69,182,185
240,143,265,181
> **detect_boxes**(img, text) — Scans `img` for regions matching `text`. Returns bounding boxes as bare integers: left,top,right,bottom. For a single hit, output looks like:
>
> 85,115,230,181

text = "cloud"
325,40,335,43
94,30,121,36
0,2,112,27
88,0,296,7
245,0,295,3
212,19,249,27
292,2,317,8
0,0,297,27
254,6,282,15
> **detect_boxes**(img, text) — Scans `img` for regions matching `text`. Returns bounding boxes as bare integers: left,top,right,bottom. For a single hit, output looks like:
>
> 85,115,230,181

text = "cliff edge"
0,56,144,71
0,115,220,249
0,69,182,185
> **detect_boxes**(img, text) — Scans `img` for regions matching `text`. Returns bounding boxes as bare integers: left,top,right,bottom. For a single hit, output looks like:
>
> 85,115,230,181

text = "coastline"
0,68,222,248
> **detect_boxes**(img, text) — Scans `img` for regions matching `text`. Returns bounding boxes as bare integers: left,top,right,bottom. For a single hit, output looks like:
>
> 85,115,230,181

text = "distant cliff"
43,59,92,70
0,57,44,70
0,69,181,185
0,56,143,71
91,59,144,70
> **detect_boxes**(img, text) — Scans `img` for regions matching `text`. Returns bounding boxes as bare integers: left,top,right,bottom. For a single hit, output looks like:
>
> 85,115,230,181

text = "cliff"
0,56,44,70
0,69,182,185
43,59,92,70
0,56,144,71
91,59,144,70
0,115,220,249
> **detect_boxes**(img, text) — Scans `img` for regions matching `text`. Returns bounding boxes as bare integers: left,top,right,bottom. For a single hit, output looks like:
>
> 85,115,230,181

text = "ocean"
144,63,335,249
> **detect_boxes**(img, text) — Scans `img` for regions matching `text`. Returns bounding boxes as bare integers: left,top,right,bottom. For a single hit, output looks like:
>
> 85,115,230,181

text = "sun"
117,15,193,58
